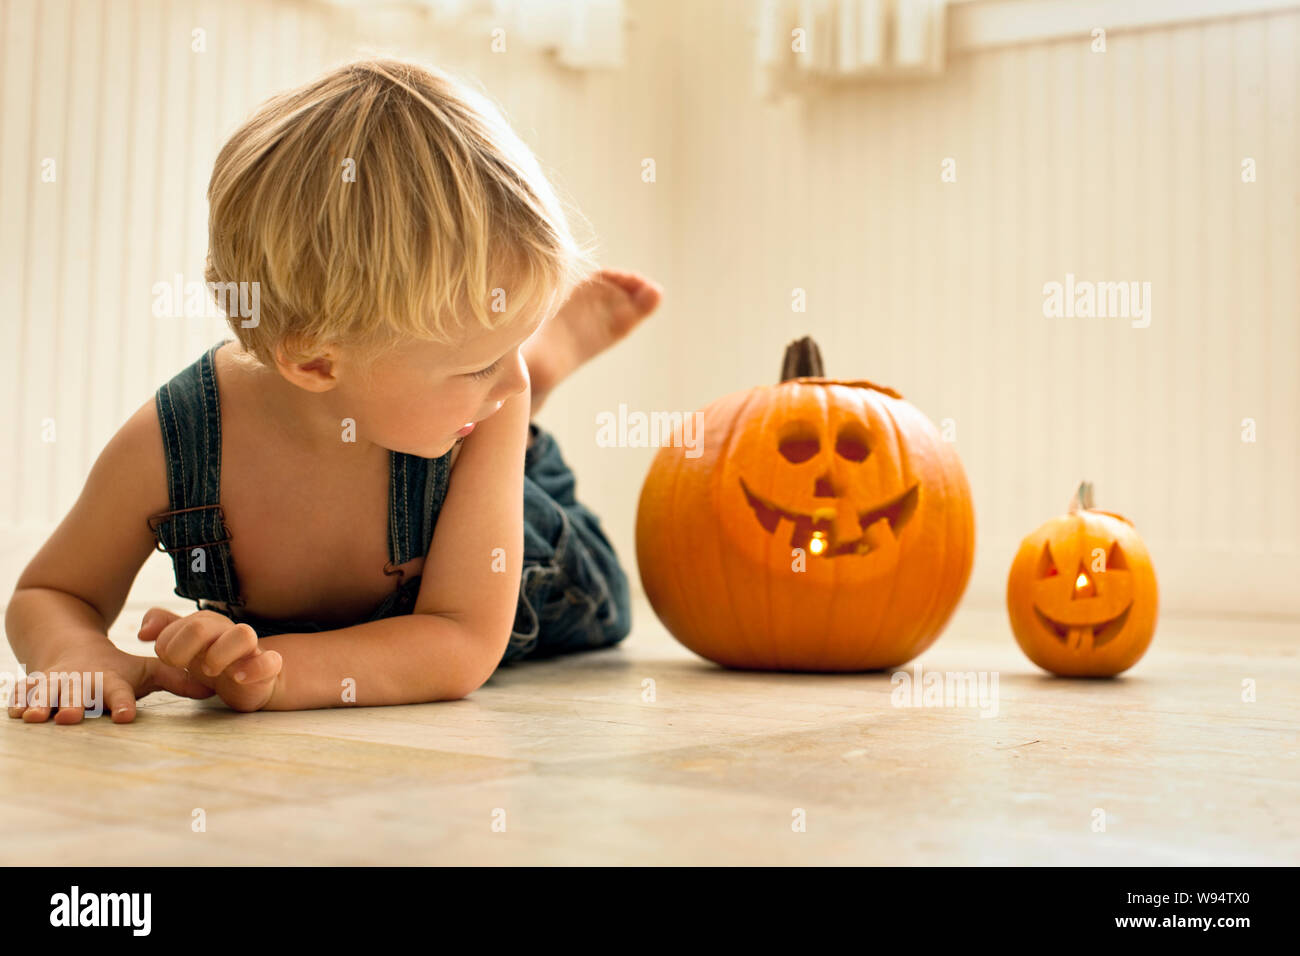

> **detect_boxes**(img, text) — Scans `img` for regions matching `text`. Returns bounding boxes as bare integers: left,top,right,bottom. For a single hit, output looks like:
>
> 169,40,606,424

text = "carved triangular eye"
1036,541,1060,577
1107,541,1128,571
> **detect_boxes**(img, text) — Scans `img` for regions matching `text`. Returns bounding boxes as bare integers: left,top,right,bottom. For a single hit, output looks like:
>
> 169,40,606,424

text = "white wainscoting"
1,0,1296,621
672,0,1300,616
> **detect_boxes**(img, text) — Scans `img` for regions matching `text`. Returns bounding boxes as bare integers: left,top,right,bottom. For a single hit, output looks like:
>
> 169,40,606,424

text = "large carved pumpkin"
1006,483,1158,677
635,337,975,671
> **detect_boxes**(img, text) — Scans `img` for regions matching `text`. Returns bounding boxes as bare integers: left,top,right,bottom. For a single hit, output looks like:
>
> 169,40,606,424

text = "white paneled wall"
1,0,359,603
0,0,677,608
1,0,339,527
1,0,1296,618
669,1,1300,615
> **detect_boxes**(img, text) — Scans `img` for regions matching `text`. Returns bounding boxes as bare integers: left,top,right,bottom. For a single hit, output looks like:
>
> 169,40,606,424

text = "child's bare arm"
413,377,532,678
8,398,175,658
253,379,532,708
5,400,216,722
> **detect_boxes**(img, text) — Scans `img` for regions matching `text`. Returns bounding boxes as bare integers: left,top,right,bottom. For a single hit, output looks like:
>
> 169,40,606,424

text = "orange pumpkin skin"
1006,496,1158,677
635,374,975,671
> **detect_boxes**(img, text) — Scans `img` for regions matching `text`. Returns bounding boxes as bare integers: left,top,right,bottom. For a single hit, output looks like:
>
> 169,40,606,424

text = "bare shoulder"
96,397,172,515
14,396,171,626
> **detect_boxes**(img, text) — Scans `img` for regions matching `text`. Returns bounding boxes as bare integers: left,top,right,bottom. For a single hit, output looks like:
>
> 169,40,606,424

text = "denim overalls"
146,339,631,665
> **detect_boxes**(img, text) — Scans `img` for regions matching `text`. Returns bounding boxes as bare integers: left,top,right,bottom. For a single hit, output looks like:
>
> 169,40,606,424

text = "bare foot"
523,268,662,416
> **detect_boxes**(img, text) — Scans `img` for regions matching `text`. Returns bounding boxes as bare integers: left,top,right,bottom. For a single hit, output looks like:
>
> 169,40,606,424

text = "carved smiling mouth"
1033,606,1131,652
738,478,919,556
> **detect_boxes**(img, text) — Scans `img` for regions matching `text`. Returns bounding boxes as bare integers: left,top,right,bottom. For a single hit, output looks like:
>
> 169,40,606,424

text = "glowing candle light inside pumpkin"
809,532,827,555
1074,572,1095,597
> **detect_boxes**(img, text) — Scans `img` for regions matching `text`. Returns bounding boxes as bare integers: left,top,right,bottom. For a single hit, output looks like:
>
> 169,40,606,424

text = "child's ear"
273,339,341,392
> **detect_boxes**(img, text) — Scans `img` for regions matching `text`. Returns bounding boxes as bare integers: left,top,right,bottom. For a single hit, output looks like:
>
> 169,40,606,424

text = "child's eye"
468,359,500,381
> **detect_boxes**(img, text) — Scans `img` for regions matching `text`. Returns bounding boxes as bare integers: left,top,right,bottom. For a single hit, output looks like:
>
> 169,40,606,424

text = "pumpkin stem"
1070,481,1095,513
780,336,824,382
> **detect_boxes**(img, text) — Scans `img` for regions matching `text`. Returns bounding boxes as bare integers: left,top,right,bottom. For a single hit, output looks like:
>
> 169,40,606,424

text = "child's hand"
138,608,283,713
7,643,216,724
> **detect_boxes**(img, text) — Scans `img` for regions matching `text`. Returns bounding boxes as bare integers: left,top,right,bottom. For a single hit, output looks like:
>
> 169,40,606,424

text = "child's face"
339,313,541,458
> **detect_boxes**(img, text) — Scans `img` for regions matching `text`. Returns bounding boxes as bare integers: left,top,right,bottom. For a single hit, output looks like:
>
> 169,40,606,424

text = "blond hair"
205,57,596,370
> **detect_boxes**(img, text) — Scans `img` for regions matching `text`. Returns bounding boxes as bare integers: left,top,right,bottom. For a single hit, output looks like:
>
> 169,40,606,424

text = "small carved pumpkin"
635,337,975,671
1006,483,1158,677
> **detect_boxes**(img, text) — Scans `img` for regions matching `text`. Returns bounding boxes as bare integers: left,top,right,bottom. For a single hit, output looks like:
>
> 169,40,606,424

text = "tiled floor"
1,595,1296,864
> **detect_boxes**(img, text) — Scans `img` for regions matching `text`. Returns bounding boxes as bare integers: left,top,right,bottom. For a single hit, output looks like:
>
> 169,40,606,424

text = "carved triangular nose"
1071,564,1096,598
813,474,836,497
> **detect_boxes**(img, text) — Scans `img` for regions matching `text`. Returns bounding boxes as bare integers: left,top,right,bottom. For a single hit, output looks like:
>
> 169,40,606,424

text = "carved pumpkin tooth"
1067,627,1090,653
861,516,899,558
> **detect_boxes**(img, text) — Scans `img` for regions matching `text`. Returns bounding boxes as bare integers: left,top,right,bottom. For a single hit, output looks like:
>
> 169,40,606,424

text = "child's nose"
498,353,530,397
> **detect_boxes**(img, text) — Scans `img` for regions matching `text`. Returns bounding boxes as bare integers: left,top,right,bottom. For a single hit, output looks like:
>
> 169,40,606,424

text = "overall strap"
387,449,453,568
147,340,244,609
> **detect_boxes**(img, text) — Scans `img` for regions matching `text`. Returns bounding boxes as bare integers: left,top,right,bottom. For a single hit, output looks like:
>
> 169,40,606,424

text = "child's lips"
456,402,500,437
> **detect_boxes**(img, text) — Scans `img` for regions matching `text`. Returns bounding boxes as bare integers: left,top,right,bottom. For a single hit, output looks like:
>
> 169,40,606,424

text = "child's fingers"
50,671,99,724
103,674,139,723
215,651,282,713
155,612,231,672
137,606,182,642
36,670,84,723
13,671,97,724
52,701,86,725
12,675,51,722
19,684,52,722
145,660,217,700
227,649,282,685
7,677,33,718
201,624,260,677
151,610,206,654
